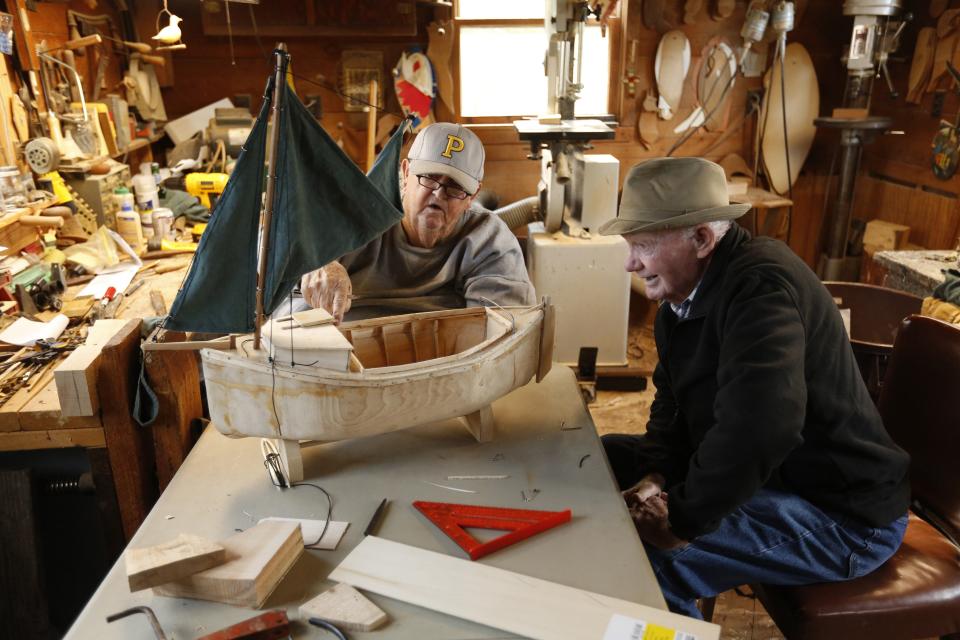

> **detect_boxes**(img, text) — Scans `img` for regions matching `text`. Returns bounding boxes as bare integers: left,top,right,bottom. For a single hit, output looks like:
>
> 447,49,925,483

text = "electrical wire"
666,43,739,157
699,94,760,157
778,36,795,245
261,440,335,547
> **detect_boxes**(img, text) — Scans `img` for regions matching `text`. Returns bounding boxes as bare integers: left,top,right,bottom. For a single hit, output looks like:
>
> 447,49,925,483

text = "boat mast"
254,43,288,350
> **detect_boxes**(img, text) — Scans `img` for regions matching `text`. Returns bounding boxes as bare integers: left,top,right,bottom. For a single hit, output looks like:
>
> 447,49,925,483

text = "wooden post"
144,330,203,491
98,318,157,540
366,79,378,171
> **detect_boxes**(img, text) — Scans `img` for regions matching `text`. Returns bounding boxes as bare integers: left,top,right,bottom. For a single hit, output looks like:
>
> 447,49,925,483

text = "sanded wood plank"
300,583,388,631
331,536,720,640
154,520,303,608
126,533,226,592
0,427,105,451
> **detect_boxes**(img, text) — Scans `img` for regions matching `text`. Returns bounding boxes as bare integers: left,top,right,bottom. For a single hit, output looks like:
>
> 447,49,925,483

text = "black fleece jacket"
639,224,910,541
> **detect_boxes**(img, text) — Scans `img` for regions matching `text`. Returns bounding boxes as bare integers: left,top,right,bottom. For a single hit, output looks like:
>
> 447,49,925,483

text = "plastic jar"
152,207,174,241
132,173,158,212
113,186,135,212
116,204,144,253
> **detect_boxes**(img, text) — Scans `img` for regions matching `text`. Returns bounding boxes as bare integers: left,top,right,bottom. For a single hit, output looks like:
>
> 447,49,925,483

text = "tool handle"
124,41,153,54
64,34,103,50
19,215,64,227
139,53,166,66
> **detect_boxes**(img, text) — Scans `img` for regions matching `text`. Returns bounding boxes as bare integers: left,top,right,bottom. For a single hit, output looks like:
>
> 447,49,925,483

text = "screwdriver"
100,286,117,308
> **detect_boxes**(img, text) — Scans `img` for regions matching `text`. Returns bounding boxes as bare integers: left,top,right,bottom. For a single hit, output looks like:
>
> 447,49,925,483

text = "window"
455,1,617,120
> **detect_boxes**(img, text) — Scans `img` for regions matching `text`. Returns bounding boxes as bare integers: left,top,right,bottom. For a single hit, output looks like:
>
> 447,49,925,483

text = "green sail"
164,85,268,332
166,71,406,332
262,84,404,315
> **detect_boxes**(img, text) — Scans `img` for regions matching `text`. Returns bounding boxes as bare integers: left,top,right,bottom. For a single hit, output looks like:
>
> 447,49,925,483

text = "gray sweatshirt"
284,207,536,320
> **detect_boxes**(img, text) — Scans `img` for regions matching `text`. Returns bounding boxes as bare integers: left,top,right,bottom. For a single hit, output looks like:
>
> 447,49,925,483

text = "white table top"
66,366,664,639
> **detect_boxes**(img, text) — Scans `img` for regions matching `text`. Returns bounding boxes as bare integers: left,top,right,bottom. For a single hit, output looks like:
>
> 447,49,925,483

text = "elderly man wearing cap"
299,122,535,321
599,157,909,618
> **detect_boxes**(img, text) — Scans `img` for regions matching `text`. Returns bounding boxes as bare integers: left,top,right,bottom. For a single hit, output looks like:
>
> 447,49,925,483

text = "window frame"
451,6,623,124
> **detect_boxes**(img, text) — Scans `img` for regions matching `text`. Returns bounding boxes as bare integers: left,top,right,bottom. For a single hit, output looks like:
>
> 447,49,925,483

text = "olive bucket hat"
598,157,751,236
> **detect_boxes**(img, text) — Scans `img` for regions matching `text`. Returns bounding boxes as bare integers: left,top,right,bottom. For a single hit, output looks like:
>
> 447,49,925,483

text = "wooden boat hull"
200,305,550,442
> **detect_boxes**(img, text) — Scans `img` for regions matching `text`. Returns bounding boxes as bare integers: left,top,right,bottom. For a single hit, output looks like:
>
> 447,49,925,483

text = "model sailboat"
158,45,554,465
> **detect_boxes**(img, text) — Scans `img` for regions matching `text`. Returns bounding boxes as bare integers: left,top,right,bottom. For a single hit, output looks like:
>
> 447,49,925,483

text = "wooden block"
61,297,95,322
126,533,226,592
154,520,303,608
299,584,388,631
330,536,720,640
55,346,101,417
54,319,132,417
864,219,911,251
726,179,749,196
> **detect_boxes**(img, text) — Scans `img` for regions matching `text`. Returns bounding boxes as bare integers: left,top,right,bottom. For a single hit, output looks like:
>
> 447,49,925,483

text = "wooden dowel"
366,79,378,172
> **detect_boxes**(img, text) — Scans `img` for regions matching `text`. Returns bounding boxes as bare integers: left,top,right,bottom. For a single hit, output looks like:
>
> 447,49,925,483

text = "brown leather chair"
753,315,960,639
823,282,922,404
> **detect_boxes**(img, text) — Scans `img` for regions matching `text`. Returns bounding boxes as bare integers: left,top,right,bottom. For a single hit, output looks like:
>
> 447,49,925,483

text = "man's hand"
622,472,666,509
300,262,352,323
629,493,687,550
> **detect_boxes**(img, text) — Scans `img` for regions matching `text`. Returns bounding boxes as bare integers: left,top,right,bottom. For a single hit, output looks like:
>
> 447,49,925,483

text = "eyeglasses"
416,175,470,200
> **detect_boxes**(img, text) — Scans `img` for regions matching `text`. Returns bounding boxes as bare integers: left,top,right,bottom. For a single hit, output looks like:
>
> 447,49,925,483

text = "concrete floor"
588,320,785,639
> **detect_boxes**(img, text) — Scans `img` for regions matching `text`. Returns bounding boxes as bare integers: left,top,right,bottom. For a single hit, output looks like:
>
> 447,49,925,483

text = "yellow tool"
163,172,229,209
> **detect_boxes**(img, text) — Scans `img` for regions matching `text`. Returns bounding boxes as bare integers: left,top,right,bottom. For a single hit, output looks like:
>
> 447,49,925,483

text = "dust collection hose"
493,196,541,230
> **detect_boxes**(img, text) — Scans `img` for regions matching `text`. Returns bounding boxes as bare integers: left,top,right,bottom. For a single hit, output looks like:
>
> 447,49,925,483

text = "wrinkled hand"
629,492,687,550
300,261,352,323
622,472,665,509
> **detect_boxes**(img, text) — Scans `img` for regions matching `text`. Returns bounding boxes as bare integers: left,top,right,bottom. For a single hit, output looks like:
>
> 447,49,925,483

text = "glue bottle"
115,186,144,253
132,173,158,239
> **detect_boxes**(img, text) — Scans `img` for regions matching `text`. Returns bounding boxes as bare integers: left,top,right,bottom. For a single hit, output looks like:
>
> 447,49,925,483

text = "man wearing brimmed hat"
600,157,909,618
299,122,535,321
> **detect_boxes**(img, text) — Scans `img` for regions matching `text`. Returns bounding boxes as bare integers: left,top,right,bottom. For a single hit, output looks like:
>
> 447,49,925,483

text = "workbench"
865,249,956,298
0,264,199,547
65,367,666,639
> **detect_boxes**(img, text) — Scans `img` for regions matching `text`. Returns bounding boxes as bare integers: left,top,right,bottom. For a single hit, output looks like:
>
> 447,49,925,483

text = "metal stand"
815,116,891,281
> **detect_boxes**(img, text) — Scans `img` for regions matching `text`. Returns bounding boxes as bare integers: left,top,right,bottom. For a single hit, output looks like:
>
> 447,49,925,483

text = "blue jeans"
644,488,908,619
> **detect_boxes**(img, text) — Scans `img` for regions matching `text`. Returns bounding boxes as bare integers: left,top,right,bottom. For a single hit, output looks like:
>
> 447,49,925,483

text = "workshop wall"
139,1,762,209
141,0,434,167
128,1,960,264
471,0,764,210
856,5,960,252
786,2,960,266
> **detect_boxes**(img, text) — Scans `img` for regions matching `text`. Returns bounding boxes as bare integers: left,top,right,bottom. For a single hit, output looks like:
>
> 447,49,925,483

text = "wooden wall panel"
852,174,960,250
